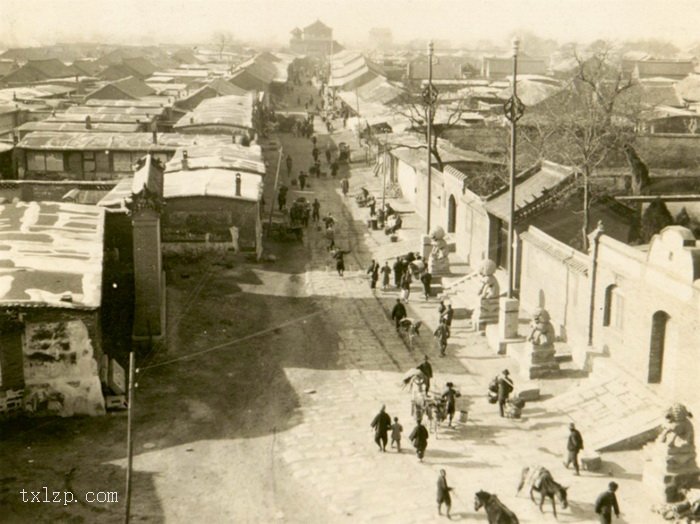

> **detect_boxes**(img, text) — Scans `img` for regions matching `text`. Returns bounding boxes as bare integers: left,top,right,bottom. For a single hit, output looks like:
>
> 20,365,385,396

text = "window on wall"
27,152,46,172
113,152,133,172
45,152,64,171
603,284,625,330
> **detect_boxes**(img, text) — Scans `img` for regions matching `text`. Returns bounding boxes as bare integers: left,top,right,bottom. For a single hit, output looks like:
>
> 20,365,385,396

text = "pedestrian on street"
420,270,432,301
340,177,349,196
370,405,392,452
322,212,335,229
327,226,337,252
437,300,447,323
331,160,339,177
367,259,379,289
434,320,449,357
390,417,403,452
497,369,514,417
594,482,621,524
277,184,288,211
409,420,429,461
312,146,319,163
564,423,584,475
333,248,348,276
393,257,403,287
441,304,454,336
417,355,433,394
298,171,308,190
400,271,412,303
325,147,332,165
380,261,391,290
368,196,376,216
311,135,317,146
441,382,461,427
391,298,407,332
436,469,453,519
312,198,320,223
286,154,293,177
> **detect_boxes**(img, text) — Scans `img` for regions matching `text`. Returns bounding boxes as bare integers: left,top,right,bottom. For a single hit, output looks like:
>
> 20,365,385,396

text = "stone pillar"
129,155,166,342
643,404,700,503
497,297,519,339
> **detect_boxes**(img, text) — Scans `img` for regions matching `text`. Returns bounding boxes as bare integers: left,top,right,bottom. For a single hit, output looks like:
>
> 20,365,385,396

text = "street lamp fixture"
504,37,525,299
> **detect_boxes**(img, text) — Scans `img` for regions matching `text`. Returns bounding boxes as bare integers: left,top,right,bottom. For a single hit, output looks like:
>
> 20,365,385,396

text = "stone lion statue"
659,403,695,450
527,308,556,347
477,260,500,300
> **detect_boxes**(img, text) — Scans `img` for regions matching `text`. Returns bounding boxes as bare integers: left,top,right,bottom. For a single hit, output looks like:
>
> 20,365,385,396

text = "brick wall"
593,232,700,413
520,227,590,361
16,308,105,416
163,196,260,249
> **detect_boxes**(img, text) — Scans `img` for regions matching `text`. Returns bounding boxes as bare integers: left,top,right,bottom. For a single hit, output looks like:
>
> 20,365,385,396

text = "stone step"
540,366,666,452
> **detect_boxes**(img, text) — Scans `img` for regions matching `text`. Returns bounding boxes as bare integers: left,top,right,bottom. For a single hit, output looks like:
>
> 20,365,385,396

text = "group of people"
370,404,429,462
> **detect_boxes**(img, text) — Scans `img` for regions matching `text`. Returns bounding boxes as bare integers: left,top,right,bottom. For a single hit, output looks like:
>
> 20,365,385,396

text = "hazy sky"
2,0,699,49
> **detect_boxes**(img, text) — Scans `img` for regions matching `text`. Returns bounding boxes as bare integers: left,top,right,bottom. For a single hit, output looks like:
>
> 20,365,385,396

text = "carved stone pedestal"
519,341,560,379
643,404,700,503
476,297,499,330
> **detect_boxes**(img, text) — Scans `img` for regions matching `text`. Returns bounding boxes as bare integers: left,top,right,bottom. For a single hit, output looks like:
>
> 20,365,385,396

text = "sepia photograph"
1,0,700,522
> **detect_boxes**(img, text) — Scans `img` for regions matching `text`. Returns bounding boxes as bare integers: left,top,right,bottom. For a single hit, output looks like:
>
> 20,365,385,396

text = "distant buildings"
290,20,343,56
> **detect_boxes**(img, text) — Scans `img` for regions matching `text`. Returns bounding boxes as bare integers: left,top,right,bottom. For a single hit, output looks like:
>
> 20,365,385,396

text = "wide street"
0,84,661,524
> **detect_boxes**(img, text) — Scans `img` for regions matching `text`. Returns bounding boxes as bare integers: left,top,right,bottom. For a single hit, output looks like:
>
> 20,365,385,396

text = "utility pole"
425,40,434,234
266,147,283,237
504,37,524,298
124,351,136,524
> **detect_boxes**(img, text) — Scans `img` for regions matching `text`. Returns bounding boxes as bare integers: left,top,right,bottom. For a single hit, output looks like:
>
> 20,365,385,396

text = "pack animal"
474,490,520,524
517,466,568,518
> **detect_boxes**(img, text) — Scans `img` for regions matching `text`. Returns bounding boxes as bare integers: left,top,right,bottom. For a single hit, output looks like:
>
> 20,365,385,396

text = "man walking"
420,270,432,300
565,423,584,475
441,382,461,427
277,184,288,211
400,271,412,303
391,298,407,332
497,369,514,417
409,420,429,461
393,257,403,288
370,405,392,452
417,355,433,394
594,482,621,524
436,469,453,519
380,261,391,290
311,198,320,223
340,177,349,197
434,320,450,357
298,170,307,190
286,154,293,178
367,259,379,289
441,304,454,336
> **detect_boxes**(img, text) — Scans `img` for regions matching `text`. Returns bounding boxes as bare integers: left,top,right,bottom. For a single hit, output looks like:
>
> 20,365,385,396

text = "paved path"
268,125,663,523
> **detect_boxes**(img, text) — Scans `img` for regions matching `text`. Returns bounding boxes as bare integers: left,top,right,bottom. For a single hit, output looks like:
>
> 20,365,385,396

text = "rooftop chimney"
235,173,241,196
85,115,92,129
182,150,189,170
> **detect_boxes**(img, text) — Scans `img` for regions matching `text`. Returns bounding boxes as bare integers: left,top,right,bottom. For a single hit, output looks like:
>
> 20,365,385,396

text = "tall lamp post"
423,40,437,234
503,37,525,298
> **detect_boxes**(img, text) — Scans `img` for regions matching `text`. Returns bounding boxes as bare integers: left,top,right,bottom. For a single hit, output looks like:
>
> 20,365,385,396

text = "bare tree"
521,43,641,250
212,31,234,61
389,86,468,171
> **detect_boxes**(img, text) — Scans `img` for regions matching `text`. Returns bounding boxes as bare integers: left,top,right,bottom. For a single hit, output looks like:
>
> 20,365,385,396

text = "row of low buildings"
0,45,295,418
